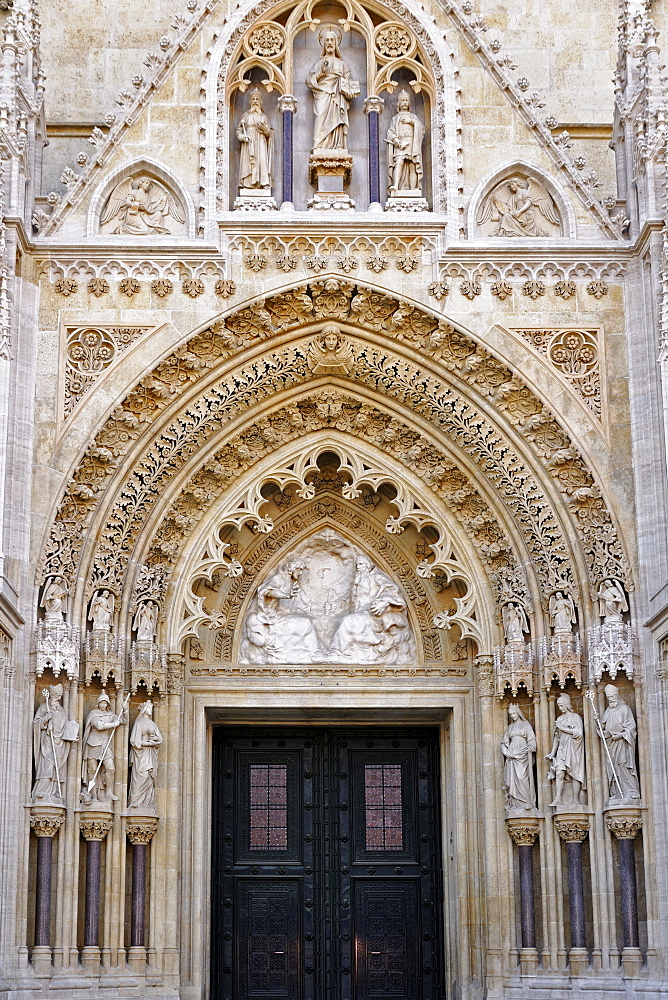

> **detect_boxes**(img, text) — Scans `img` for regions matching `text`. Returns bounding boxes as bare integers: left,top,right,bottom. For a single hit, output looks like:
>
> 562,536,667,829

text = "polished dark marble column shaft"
34,835,53,947
131,842,147,947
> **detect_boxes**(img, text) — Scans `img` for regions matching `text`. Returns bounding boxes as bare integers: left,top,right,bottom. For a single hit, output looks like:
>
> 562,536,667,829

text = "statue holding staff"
32,684,79,801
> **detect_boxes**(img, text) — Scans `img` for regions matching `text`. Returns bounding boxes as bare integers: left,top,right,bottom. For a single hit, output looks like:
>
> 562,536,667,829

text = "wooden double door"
211,726,444,1000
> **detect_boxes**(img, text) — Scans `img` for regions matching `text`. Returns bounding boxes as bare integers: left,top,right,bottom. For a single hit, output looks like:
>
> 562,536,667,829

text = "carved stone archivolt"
37,283,630,647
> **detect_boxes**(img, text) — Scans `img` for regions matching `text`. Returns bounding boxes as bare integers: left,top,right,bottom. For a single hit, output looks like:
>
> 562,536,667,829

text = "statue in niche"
128,701,163,813
41,576,68,623
601,684,640,802
32,684,79,802
306,325,355,375
236,88,274,192
239,530,416,665
134,601,158,641
89,590,114,631
386,90,425,195
597,579,628,623
306,27,360,152
100,175,186,236
501,703,537,813
81,692,128,805
477,175,560,237
549,591,576,635
545,693,586,807
502,602,529,643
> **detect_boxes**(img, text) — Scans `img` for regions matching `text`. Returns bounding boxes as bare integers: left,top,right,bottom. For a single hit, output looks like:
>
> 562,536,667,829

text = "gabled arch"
86,156,197,239
467,159,577,241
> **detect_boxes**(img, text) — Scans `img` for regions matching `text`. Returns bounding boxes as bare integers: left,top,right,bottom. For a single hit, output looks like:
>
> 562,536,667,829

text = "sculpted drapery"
306,28,360,151
236,88,273,190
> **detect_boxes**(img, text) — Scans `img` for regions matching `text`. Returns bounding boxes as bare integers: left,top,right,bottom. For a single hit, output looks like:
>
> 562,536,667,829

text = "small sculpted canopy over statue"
549,591,576,634
477,175,560,237
41,576,68,623
81,692,128,805
385,90,425,195
598,579,628,623
502,602,529,643
601,684,640,802
89,590,114,631
306,27,360,151
135,601,158,641
32,684,79,802
128,701,163,813
236,88,274,191
306,326,355,375
501,703,537,813
545,693,586,807
100,175,186,235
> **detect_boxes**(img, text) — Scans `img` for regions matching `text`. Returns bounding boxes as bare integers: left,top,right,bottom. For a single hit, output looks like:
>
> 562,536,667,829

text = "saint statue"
32,684,79,802
545,693,586,807
597,579,628,623
502,602,529,643
100,176,186,236
41,577,68,623
477,176,560,237
549,591,576,635
501,704,537,813
134,602,158,641
306,325,355,375
89,590,114,631
242,560,323,663
128,701,163,813
236,88,273,191
601,684,640,801
81,692,128,805
386,91,425,195
305,27,360,151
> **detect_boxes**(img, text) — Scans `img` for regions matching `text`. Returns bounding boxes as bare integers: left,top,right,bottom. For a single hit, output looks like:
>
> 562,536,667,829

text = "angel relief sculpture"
100,175,186,236
477,175,560,237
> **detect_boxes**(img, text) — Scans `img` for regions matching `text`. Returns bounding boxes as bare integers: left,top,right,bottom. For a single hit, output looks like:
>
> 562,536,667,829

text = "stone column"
364,96,384,208
126,816,158,971
30,806,65,976
554,813,590,976
605,807,643,978
507,816,540,975
277,95,297,207
79,811,113,976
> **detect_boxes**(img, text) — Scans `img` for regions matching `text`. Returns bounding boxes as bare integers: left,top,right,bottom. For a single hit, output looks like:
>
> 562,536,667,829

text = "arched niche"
221,0,438,211
87,157,196,239
467,160,576,241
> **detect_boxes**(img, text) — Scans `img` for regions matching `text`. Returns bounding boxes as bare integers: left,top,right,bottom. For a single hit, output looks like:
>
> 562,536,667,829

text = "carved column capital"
79,811,113,842
126,816,159,845
605,814,643,840
474,654,495,698
364,95,384,115
506,815,540,846
277,94,298,114
30,805,66,837
554,814,590,842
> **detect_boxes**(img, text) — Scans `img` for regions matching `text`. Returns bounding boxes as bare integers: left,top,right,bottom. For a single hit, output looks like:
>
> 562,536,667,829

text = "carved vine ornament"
38,281,630,655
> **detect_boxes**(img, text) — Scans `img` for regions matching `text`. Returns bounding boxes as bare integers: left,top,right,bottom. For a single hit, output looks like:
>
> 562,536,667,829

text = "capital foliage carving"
79,817,113,841
507,821,540,846
605,815,643,840
126,819,158,845
554,817,589,842
30,812,65,838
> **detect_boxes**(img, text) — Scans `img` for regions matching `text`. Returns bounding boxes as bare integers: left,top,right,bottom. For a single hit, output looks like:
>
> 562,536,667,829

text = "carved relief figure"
41,577,68,623
100,175,186,236
502,602,529,643
598,579,628,622
134,601,158,641
240,530,416,665
89,590,114,631
545,693,586,807
81,692,128,805
386,91,424,195
128,701,163,813
236,89,274,191
549,591,576,634
501,704,537,813
306,27,360,151
601,684,640,801
32,684,79,801
477,175,560,237
306,326,355,375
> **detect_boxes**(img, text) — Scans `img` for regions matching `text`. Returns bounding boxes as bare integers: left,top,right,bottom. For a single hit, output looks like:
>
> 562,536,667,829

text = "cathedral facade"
1,0,668,997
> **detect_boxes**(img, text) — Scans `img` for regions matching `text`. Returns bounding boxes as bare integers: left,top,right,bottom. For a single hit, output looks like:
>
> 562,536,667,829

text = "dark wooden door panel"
354,882,418,1000
236,880,301,1000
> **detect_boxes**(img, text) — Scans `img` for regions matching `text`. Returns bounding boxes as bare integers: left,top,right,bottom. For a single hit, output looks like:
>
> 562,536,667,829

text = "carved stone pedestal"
308,151,354,210
385,192,429,213
605,805,643,977
233,190,277,212
507,815,540,975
